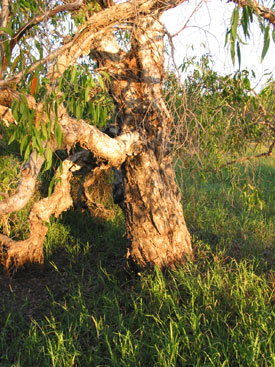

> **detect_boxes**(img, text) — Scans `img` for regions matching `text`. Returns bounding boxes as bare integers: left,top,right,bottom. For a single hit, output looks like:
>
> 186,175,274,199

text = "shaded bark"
123,150,192,267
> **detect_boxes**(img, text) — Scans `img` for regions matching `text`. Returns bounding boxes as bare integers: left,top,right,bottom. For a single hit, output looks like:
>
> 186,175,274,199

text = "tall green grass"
0,150,274,366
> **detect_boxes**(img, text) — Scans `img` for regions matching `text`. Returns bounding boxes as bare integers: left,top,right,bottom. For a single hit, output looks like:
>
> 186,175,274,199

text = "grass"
0,143,274,366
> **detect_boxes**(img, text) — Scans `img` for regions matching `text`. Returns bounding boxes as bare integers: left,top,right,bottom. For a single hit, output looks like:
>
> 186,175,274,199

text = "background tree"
0,0,274,271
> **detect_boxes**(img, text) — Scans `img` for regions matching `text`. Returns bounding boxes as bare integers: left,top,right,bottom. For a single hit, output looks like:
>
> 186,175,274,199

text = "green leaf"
261,26,270,61
225,29,230,47
34,40,43,58
85,84,90,103
100,106,107,127
76,103,82,119
98,75,105,91
32,127,44,154
231,7,239,42
3,40,11,67
32,135,37,151
0,26,14,37
55,124,63,147
10,55,20,72
41,121,48,140
44,149,52,171
47,118,53,139
24,144,31,162
100,71,111,83
71,66,77,83
241,6,250,38
230,41,235,65
8,131,16,145
20,134,29,156
48,176,55,196
236,41,241,68
11,100,19,121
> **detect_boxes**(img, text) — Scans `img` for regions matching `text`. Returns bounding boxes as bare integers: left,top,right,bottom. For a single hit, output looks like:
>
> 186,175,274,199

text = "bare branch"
216,138,275,171
170,0,204,38
59,110,142,167
230,0,275,26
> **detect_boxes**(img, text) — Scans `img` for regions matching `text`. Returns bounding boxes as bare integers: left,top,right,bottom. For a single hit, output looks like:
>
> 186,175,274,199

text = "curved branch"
59,110,142,167
0,152,45,216
0,152,85,271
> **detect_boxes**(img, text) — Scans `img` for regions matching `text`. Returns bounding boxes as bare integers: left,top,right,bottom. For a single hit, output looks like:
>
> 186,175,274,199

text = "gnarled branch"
0,152,86,271
59,109,142,167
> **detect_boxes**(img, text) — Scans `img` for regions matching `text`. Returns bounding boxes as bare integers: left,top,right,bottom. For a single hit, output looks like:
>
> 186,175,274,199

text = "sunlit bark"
90,14,193,267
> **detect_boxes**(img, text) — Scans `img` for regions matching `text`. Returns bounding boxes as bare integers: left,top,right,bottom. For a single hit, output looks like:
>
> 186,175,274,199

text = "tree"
0,0,274,271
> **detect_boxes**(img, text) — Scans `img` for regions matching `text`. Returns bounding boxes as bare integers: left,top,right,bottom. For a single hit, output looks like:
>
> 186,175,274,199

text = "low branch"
216,138,275,171
0,152,85,271
59,110,142,167
0,152,45,216
0,105,14,126
0,87,38,110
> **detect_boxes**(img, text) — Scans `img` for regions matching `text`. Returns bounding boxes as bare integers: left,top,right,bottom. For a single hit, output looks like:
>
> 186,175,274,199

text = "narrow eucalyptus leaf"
261,26,270,61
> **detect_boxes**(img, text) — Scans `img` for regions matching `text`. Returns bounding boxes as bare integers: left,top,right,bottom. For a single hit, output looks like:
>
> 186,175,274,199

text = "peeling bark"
124,150,192,267
59,109,142,167
91,14,193,267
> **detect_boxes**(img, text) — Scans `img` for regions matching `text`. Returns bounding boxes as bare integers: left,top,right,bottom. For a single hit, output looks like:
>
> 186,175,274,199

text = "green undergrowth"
0,146,274,366
0,240,274,367
178,155,275,268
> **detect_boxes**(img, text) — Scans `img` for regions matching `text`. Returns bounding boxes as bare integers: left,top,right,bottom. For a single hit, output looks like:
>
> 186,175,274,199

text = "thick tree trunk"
91,14,193,267
123,149,192,267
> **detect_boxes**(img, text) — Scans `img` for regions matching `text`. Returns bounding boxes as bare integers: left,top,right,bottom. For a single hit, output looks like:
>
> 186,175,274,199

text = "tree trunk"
92,14,193,267
123,149,192,267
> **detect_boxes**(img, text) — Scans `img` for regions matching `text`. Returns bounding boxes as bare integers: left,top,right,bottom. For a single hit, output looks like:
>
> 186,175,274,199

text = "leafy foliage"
164,54,275,170
226,2,275,65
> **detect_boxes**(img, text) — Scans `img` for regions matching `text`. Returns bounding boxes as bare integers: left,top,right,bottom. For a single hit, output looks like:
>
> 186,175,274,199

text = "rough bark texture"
91,14,193,267
123,150,192,267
